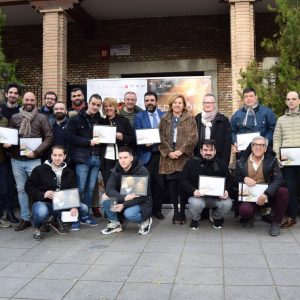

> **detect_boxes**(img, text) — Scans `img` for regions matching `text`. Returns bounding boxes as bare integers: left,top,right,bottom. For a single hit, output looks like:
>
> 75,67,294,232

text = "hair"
102,97,119,115
50,145,67,155
144,91,158,101
89,93,102,102
118,146,133,155
203,93,216,102
243,87,256,96
5,83,21,95
70,87,84,94
44,91,58,102
124,91,137,99
200,139,216,150
168,94,187,112
251,136,268,147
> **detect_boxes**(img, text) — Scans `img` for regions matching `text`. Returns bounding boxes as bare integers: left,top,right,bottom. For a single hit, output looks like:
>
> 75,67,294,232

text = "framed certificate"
0,127,18,145
93,125,116,144
135,128,161,145
120,175,148,196
198,176,225,197
238,183,268,202
53,188,80,211
237,132,260,151
20,138,42,156
280,147,300,166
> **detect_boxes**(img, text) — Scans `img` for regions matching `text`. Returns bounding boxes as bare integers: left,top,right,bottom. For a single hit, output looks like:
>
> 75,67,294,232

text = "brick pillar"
40,9,67,103
229,0,255,113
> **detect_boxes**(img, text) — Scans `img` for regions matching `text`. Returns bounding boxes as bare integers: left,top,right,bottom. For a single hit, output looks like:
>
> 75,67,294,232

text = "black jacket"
195,112,231,166
25,162,77,202
106,157,152,221
235,151,284,198
181,155,235,198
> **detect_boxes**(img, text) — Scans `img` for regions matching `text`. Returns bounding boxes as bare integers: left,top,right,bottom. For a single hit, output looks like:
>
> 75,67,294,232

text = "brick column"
229,0,255,112
40,9,67,102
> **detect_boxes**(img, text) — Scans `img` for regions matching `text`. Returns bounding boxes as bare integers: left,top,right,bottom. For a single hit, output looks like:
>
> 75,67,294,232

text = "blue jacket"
134,109,165,165
230,104,276,145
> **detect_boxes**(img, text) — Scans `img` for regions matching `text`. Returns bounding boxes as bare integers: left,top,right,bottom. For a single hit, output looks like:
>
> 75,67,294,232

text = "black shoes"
15,219,31,231
190,220,199,230
269,223,280,236
5,212,19,224
153,212,165,220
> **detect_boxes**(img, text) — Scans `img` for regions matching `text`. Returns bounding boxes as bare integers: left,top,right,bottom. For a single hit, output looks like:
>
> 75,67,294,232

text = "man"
25,145,97,240
181,139,234,230
68,87,85,117
67,95,104,212
120,91,143,128
236,136,288,236
134,91,166,219
4,92,53,231
101,146,153,235
273,91,300,228
195,93,231,166
0,83,21,120
39,91,58,122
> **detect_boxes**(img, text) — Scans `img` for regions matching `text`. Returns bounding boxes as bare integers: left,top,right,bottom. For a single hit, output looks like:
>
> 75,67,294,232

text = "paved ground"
0,209,300,300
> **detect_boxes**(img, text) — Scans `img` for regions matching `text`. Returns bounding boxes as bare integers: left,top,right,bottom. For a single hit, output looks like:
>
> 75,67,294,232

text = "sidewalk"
0,209,299,300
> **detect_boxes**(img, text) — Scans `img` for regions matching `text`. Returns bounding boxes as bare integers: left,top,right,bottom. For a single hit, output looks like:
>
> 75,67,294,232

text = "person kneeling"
101,146,153,235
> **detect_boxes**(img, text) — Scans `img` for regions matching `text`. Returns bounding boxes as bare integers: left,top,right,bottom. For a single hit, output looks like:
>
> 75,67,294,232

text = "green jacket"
0,116,8,163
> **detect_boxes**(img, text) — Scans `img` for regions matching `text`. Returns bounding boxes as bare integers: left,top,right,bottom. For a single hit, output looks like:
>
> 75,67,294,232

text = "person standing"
39,91,58,122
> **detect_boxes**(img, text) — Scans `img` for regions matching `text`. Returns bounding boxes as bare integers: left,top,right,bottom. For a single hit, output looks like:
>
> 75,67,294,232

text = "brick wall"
2,13,276,116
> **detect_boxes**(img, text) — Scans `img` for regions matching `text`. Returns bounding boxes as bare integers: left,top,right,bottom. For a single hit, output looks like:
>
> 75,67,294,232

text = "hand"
145,143,153,147
70,208,78,217
116,132,123,140
256,194,268,206
3,143,11,148
193,189,202,198
114,204,124,212
244,177,256,187
124,194,140,201
90,139,98,146
232,143,238,154
277,158,284,168
174,150,183,157
26,151,35,158
44,190,54,199
219,190,229,200
168,152,179,159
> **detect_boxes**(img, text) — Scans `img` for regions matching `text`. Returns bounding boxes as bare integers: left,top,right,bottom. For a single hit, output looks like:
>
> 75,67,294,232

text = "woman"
158,94,198,224
100,97,135,186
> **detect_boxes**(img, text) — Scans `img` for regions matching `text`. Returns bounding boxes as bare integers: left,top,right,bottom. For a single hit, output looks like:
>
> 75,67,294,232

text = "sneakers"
101,221,122,235
269,223,280,236
210,215,224,229
0,216,11,228
80,216,98,226
138,217,153,235
190,219,199,230
33,228,42,241
71,221,80,231
48,217,68,234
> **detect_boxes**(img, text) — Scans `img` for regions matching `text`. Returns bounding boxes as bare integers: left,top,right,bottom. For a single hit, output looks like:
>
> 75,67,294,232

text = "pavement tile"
224,254,268,268
224,268,273,285
171,284,224,300
116,282,172,300
136,252,180,266
266,254,300,269
175,267,223,284
0,277,31,298
16,247,64,263
0,248,28,262
180,253,222,267
94,251,140,265
186,230,222,243
225,286,279,300
223,242,263,254
183,242,222,254
222,231,259,243
143,241,183,253
277,286,300,300
14,278,74,300
271,269,300,285
257,231,296,243
54,248,102,264
106,239,149,252
261,242,300,255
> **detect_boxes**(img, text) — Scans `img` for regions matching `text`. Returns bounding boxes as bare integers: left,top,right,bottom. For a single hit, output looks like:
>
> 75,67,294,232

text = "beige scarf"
19,106,38,137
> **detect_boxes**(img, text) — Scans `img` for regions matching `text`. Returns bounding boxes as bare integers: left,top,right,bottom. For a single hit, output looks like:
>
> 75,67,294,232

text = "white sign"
110,44,130,56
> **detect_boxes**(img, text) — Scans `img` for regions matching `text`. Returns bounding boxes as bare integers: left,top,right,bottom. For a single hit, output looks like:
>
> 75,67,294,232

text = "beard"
24,104,34,112
55,112,66,121
73,100,83,106
146,105,156,113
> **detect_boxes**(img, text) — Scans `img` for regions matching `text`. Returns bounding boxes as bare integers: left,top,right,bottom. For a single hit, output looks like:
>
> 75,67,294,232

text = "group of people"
0,82,299,239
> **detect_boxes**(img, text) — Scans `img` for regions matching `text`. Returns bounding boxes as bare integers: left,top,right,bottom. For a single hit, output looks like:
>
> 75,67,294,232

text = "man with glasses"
195,93,231,166
39,91,58,122
273,91,300,228
235,136,288,236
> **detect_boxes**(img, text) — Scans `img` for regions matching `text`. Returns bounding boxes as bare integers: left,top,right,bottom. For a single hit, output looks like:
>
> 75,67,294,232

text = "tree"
238,0,300,116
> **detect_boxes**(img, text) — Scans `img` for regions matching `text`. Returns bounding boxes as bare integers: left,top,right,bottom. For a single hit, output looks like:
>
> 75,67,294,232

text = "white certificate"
53,188,80,211
93,125,116,144
0,127,18,145
280,147,300,166
237,132,260,151
20,137,42,156
238,183,268,202
198,176,225,197
61,211,78,222
135,128,161,145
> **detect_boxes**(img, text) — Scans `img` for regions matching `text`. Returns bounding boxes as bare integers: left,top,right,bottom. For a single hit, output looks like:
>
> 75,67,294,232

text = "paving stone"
136,252,180,266
55,248,102,264
225,285,279,300
277,286,300,300
94,251,140,265
261,242,300,255
271,269,300,285
224,254,268,268
144,241,183,253
266,254,300,269
0,248,28,262
175,267,223,284
0,277,31,297
81,265,132,281
223,243,263,254
183,242,222,254
180,253,222,267
17,247,64,263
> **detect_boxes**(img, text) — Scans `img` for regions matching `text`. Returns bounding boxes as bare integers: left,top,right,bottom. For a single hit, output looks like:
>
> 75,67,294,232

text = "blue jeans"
11,158,41,221
102,199,143,223
76,155,101,209
32,201,89,228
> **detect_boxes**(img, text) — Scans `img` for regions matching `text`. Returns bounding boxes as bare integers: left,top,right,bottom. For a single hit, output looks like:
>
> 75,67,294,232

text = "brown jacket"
9,111,53,159
158,111,198,174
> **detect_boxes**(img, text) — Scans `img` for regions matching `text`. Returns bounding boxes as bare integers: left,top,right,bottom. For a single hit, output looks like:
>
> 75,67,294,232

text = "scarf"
19,106,38,137
201,110,217,139
171,114,181,150
242,103,258,127
71,102,86,111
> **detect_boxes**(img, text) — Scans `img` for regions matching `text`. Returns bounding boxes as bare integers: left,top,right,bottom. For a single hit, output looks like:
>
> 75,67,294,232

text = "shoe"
172,212,180,224
101,221,122,235
153,212,165,220
15,219,31,231
281,218,297,228
92,207,102,218
269,223,280,236
211,217,224,229
190,219,199,230
138,217,153,235
33,228,42,241
243,218,254,228
179,212,186,225
40,223,50,233
71,221,80,231
5,212,19,224
80,216,98,226
261,213,273,224
0,216,11,228
48,217,68,234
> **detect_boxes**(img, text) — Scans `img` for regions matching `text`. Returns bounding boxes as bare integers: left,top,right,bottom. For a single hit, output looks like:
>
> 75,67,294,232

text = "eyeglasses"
252,143,266,148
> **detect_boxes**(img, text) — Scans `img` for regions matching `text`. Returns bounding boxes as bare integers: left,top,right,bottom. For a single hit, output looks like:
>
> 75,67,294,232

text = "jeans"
76,155,101,210
11,158,41,221
32,201,89,228
102,199,143,224
188,196,233,221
